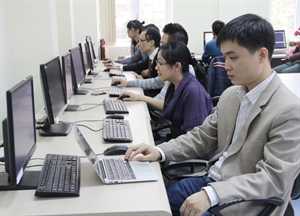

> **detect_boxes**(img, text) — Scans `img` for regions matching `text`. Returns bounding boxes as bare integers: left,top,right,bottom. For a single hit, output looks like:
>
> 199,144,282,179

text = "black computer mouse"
111,81,121,86
106,114,124,119
103,145,129,156
103,68,110,72
117,95,129,100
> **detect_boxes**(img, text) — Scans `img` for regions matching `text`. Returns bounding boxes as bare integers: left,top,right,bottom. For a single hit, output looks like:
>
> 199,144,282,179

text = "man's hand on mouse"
104,62,120,70
124,143,162,162
111,78,128,87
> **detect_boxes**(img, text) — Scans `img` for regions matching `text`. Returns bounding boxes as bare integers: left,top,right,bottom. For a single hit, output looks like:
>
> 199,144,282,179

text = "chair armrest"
208,197,284,216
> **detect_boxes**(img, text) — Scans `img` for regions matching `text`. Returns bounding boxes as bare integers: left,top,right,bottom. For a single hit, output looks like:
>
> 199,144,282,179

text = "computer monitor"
0,76,40,190
79,41,91,75
61,52,80,111
39,56,72,136
203,31,213,48
274,30,286,49
69,46,89,95
86,36,98,68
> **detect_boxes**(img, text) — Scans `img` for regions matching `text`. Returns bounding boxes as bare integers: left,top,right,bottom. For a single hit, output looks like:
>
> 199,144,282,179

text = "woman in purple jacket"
121,41,213,144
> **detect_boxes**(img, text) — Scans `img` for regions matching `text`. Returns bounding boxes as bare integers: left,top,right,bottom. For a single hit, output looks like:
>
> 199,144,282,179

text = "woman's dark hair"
127,20,145,33
160,41,208,89
217,14,275,60
127,20,145,46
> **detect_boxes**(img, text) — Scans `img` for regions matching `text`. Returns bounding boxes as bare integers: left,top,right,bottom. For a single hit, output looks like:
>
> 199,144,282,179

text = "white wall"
0,0,100,142
173,0,270,54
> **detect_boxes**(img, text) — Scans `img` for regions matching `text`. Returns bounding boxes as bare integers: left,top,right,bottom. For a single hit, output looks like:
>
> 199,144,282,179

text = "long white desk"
0,68,172,216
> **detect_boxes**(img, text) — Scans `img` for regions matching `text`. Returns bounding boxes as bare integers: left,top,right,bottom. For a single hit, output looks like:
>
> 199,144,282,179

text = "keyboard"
102,118,133,142
108,86,125,97
35,154,80,197
102,158,136,180
103,99,129,114
109,69,123,77
273,49,287,54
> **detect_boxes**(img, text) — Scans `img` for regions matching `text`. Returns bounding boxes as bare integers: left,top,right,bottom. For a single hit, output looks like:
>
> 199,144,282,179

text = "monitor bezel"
2,75,37,187
203,31,213,48
86,36,96,70
69,46,86,93
40,56,68,125
274,30,286,49
79,41,91,75
61,52,74,102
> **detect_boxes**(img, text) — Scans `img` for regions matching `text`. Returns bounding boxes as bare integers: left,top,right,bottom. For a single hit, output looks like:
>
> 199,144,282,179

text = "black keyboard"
103,99,129,114
108,86,125,97
102,118,133,142
109,69,124,77
35,154,80,197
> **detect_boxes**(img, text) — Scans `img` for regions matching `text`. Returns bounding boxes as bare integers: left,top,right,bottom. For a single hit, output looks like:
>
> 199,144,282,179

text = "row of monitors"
0,36,103,190
203,30,286,49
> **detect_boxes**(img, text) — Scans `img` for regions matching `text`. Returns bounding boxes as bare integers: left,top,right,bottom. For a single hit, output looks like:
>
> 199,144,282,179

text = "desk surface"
0,66,172,216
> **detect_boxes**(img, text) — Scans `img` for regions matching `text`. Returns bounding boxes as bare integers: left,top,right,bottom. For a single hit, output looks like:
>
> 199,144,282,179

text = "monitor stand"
75,89,89,95
89,71,100,76
65,104,80,111
0,171,40,191
39,122,72,136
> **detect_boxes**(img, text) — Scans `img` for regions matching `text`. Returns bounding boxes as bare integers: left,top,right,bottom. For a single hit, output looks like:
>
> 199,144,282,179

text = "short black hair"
212,20,225,36
162,23,189,45
144,28,161,48
217,14,275,60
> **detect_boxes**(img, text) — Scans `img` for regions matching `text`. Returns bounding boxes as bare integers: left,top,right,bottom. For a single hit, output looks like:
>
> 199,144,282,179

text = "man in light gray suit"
125,14,300,216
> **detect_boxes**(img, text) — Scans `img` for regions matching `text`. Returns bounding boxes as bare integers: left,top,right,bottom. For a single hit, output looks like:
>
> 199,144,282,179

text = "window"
270,0,300,45
115,0,173,45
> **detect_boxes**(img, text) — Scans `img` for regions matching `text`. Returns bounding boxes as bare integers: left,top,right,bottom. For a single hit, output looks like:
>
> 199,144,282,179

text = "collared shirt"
120,47,159,71
204,71,275,206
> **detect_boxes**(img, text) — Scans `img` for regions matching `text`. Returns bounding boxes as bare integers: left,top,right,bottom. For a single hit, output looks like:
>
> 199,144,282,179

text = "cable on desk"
59,119,103,125
76,124,103,132
77,103,103,112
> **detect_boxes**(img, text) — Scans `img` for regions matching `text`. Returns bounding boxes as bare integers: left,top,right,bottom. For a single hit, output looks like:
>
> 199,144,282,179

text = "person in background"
201,20,225,64
111,23,192,100
114,20,148,65
273,42,300,73
124,14,299,216
119,41,212,144
105,25,160,79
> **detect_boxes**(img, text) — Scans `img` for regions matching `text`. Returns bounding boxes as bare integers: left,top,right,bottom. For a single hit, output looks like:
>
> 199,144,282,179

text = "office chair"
207,56,232,106
148,106,171,141
162,160,299,216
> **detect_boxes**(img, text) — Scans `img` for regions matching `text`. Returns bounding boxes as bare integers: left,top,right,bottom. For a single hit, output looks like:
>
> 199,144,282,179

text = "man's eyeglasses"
156,60,169,67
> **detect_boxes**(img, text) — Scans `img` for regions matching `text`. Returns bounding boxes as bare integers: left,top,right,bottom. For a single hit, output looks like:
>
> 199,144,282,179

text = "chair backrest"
207,56,233,106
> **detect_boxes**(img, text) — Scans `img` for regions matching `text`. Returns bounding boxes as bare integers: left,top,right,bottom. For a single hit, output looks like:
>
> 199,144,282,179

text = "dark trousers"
166,176,213,216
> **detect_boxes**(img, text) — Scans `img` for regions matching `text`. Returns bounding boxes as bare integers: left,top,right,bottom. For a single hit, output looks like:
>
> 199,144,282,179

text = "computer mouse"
103,145,129,156
103,68,110,72
111,81,121,86
106,114,124,119
117,95,129,100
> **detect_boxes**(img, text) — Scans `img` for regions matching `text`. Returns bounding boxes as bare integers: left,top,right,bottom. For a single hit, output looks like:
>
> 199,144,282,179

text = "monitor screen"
40,56,67,125
86,36,96,70
0,75,38,189
203,31,213,48
61,52,74,102
274,30,286,49
79,42,91,75
69,46,86,92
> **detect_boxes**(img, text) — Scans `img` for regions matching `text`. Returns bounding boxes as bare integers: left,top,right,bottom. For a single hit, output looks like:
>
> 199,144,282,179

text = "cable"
59,119,103,125
76,124,103,132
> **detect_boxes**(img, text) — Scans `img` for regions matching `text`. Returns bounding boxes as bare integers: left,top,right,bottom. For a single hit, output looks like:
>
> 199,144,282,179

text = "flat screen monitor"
0,75,40,190
79,41,91,75
203,31,213,48
39,56,72,136
274,30,286,49
61,53,80,111
86,36,99,71
69,46,89,95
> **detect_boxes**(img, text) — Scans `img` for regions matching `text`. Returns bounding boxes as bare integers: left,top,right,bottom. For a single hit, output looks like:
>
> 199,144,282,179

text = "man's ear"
259,47,269,61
